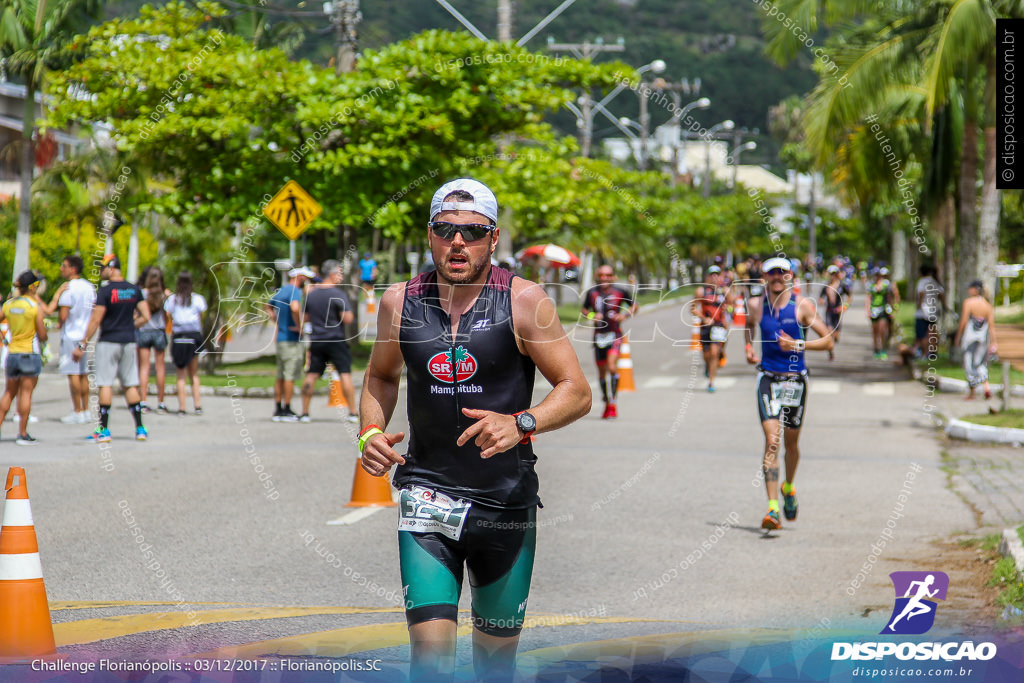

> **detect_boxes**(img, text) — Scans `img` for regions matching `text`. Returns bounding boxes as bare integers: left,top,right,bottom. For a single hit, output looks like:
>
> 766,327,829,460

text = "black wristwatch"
514,411,537,443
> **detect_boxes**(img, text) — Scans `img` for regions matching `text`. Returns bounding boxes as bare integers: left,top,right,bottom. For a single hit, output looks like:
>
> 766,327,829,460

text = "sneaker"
601,403,612,419
347,413,359,423
77,411,92,424
140,402,151,414
761,509,782,531
194,407,203,416
177,410,187,416
11,413,38,423
15,434,38,446
157,403,169,414
606,403,618,419
781,483,798,521
718,354,727,368
272,407,284,422
60,412,81,424
299,413,312,423
135,426,148,441
87,428,112,443
879,351,888,360
279,407,299,423
707,384,716,393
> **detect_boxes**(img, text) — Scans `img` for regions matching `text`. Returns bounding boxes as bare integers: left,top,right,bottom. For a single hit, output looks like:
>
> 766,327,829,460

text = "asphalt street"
0,284,987,676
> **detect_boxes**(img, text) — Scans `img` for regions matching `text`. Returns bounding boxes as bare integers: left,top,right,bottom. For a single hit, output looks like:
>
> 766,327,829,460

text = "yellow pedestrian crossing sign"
263,180,322,240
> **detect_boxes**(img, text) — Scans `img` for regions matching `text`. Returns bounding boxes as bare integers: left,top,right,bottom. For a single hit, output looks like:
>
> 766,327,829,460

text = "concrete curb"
999,528,1024,575
917,372,1024,397
944,417,1024,445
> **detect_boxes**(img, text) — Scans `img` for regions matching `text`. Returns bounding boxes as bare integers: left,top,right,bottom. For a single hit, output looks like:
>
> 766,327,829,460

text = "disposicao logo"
881,571,948,635
428,346,478,384
831,571,997,663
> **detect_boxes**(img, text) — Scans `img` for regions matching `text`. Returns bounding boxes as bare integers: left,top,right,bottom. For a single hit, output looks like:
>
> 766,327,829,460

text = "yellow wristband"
358,428,384,454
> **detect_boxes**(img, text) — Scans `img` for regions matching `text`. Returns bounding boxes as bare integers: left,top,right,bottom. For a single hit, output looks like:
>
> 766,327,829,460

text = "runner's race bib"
771,380,804,407
595,332,617,349
710,326,728,343
398,486,472,541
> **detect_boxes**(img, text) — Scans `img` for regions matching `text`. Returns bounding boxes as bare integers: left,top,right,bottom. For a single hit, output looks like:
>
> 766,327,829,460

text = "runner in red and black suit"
581,265,636,419
691,265,735,392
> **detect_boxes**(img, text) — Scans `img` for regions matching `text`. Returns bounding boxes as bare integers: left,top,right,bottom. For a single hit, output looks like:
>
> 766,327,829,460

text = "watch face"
517,412,536,432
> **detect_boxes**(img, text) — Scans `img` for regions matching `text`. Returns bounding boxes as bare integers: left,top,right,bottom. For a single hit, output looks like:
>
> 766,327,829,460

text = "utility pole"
329,0,361,75
495,0,514,261
546,40,625,157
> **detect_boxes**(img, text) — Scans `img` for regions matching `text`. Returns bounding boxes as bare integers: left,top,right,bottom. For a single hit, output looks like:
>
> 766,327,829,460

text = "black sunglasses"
428,221,495,242
765,269,789,275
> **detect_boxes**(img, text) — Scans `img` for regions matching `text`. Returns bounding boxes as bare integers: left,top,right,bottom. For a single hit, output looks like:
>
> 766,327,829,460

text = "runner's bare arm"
359,283,407,474
34,303,47,343
745,295,762,363
458,279,591,459
71,305,106,361
778,298,833,352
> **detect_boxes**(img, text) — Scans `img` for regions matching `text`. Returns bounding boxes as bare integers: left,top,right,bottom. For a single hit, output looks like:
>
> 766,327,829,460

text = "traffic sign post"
263,181,323,257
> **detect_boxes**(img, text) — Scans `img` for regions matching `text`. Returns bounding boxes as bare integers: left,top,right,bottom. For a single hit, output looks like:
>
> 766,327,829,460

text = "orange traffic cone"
793,279,802,297
346,458,397,508
733,296,746,327
365,294,377,315
0,467,57,661
616,334,636,392
689,316,702,350
327,368,348,408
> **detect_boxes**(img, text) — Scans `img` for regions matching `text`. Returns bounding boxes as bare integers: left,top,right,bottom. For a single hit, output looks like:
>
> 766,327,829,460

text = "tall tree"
0,0,101,281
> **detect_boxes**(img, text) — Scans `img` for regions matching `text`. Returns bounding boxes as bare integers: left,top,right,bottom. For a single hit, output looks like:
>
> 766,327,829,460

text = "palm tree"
0,0,101,281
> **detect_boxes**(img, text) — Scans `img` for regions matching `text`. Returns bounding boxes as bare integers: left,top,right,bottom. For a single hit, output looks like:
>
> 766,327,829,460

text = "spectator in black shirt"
72,255,151,442
299,259,357,422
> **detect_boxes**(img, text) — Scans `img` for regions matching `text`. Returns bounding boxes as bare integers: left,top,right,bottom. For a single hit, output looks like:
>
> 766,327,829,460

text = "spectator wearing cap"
0,271,48,445
72,255,151,442
266,266,313,421
44,255,97,424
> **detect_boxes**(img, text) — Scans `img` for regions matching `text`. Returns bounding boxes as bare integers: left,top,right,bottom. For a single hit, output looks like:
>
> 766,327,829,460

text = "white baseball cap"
430,178,499,225
289,266,315,278
762,257,792,272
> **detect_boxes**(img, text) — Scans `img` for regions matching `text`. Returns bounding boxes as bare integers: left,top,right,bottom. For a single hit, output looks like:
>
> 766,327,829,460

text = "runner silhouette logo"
881,571,949,635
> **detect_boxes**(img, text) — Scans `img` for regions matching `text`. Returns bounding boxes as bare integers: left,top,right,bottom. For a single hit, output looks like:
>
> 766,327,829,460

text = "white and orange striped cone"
733,296,747,328
365,294,377,315
689,315,702,350
616,334,635,392
327,368,349,409
0,467,56,661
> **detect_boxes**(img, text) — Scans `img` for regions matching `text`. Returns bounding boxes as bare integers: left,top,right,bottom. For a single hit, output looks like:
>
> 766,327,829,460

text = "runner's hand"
458,408,522,459
745,344,759,365
776,331,799,352
360,431,405,477
71,347,84,362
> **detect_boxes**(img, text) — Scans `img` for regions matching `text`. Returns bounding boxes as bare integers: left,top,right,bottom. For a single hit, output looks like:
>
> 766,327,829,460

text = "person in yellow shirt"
0,271,48,445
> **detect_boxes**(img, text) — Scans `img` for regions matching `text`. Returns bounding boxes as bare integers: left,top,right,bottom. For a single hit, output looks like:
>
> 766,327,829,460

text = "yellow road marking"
191,615,684,659
52,606,403,647
51,601,241,611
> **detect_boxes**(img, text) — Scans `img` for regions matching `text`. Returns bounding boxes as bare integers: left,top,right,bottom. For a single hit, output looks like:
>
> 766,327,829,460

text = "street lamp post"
727,141,757,189
703,120,734,199
673,96,710,181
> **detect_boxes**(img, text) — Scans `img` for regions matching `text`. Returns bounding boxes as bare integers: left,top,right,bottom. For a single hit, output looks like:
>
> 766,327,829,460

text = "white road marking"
643,376,678,389
863,382,895,396
326,508,384,526
809,380,841,394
